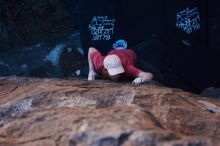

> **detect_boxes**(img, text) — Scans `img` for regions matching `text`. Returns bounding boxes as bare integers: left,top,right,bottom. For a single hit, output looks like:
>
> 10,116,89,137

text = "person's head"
113,39,127,50
104,54,124,81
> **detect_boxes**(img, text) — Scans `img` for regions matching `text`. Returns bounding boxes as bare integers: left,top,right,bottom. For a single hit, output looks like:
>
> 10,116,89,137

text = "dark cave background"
0,0,220,94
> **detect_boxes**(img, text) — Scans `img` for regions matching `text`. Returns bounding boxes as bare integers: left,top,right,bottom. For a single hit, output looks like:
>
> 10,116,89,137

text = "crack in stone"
144,111,164,129
17,135,53,145
0,85,18,96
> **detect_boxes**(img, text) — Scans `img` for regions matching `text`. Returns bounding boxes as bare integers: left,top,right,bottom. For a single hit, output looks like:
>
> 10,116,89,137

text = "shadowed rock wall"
0,0,77,51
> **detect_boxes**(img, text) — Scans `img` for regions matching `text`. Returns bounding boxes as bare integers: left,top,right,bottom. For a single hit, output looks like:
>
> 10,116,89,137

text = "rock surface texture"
0,76,220,146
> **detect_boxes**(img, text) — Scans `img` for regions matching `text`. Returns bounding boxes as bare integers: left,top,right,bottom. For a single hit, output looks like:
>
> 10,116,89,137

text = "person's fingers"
88,77,92,80
133,78,143,84
88,72,95,81
88,77,95,81
134,79,138,84
137,78,141,84
88,75,95,81
132,79,136,84
140,78,143,83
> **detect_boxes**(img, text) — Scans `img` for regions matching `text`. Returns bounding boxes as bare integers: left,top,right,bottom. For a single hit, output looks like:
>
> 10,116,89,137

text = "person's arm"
125,65,153,84
88,47,98,80
132,71,153,84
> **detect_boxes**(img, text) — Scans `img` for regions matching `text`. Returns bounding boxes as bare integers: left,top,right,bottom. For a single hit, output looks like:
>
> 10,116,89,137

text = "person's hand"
132,72,153,85
132,77,143,84
88,70,97,81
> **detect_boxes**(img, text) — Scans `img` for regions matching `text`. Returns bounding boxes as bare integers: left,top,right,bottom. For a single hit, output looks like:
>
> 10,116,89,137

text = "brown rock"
0,76,220,146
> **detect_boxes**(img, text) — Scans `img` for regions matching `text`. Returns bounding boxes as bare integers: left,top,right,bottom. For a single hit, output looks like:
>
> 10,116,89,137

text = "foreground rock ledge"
0,76,220,146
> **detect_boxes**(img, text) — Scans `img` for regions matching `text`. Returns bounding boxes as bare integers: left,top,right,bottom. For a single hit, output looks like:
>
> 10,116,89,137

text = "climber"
87,39,153,84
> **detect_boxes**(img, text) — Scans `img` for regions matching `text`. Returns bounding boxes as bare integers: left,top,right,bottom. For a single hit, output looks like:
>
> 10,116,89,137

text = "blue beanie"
113,40,127,50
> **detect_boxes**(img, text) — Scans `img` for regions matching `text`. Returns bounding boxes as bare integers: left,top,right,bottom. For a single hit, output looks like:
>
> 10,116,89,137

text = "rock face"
0,76,220,146
0,0,78,51
0,32,87,78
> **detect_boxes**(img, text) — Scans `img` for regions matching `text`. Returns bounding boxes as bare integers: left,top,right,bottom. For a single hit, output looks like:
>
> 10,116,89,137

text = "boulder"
0,76,220,146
